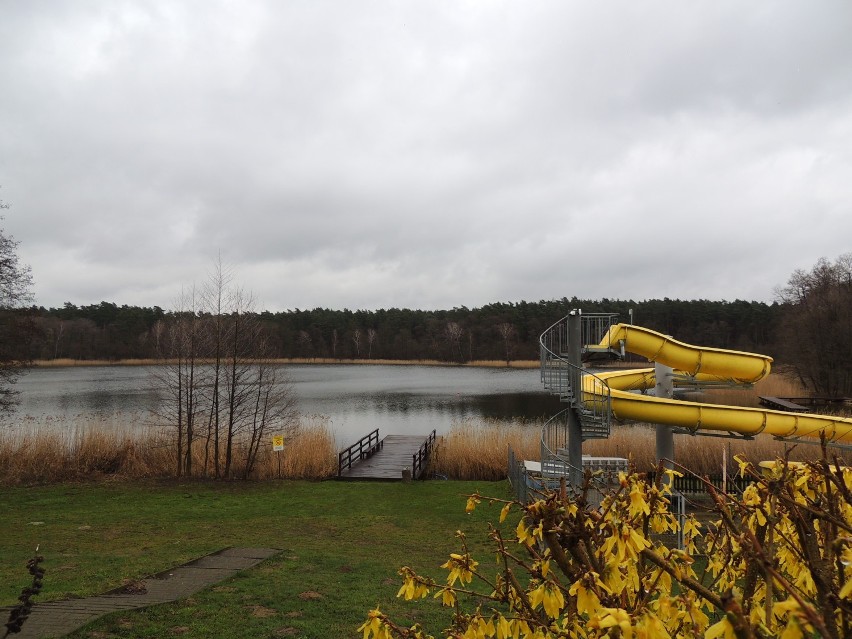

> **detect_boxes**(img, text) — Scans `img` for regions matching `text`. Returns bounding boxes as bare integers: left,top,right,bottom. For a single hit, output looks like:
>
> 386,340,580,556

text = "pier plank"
339,435,431,481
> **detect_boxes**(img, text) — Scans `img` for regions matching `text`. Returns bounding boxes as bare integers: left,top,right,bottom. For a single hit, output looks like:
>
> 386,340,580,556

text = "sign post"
272,435,285,478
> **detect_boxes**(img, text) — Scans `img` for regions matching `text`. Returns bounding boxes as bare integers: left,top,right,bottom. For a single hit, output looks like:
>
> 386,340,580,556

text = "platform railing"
411,429,437,479
338,428,382,477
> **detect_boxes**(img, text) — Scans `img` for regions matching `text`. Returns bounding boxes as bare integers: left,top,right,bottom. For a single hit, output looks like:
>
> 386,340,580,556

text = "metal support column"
654,362,674,478
566,311,583,488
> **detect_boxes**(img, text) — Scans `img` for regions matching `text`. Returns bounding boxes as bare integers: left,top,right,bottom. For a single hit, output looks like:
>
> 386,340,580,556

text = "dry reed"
429,418,852,481
6,372,847,485
0,417,336,485
430,372,852,480
430,418,543,480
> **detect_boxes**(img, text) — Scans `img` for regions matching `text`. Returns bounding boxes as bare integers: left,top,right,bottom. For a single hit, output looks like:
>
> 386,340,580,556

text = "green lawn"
2,479,513,638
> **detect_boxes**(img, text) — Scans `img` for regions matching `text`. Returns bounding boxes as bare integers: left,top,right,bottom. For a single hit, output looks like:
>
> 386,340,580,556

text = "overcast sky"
1,1,851,312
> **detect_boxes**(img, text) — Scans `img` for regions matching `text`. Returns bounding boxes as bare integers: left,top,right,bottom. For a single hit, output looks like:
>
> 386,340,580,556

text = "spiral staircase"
538,312,621,479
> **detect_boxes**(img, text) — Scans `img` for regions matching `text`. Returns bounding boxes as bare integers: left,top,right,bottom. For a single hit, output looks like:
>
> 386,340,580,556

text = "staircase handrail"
539,314,613,441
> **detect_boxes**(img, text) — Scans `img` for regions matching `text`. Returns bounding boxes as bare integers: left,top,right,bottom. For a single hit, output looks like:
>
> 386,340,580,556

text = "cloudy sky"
1,1,851,312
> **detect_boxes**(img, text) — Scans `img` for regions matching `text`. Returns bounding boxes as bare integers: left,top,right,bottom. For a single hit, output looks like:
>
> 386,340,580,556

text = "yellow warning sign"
272,435,285,451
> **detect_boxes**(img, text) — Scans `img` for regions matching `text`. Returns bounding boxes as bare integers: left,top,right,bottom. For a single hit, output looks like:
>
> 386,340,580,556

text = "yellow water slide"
587,324,852,442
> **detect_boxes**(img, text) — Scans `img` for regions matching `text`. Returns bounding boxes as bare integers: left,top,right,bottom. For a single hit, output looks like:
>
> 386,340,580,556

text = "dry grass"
430,418,544,480
697,370,808,409
5,372,846,485
582,427,852,475
430,418,852,480
249,419,337,480
430,372,852,480
0,417,336,485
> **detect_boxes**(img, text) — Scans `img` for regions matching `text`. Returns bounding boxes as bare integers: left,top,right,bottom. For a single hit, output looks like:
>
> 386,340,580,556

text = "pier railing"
338,428,382,477
412,430,437,479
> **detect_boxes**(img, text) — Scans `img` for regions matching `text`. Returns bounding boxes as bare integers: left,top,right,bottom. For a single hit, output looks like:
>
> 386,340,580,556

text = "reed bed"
696,370,808,409
0,417,336,485
430,418,543,480
5,371,848,485
430,372,852,480
582,427,852,475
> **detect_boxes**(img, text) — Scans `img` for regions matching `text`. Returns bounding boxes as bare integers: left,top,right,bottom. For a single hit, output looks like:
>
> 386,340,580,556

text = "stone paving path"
1,547,280,639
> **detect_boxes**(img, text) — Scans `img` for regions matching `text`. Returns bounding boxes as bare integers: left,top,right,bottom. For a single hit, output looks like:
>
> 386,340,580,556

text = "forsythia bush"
361,449,852,639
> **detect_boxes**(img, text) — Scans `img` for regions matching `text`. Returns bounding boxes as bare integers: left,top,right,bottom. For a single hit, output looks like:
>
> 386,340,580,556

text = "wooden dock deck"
338,430,436,481
758,396,812,413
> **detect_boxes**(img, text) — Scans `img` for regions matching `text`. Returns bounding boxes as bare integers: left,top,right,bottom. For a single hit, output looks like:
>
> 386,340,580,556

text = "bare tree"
777,253,852,397
241,340,298,478
52,320,65,360
0,200,35,414
155,263,299,479
297,330,313,358
153,286,206,477
444,322,464,362
352,328,362,357
200,257,231,477
331,328,338,358
496,322,515,365
367,328,377,359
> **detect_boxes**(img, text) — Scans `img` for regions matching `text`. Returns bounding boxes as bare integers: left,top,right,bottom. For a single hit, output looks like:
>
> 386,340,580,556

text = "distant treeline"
25,298,783,363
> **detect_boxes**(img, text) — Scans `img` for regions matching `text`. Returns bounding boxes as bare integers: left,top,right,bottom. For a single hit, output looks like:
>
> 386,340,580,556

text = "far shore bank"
31,357,542,369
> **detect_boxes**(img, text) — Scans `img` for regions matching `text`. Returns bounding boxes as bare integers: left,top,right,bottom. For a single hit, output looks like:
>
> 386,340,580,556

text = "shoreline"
30,357,542,369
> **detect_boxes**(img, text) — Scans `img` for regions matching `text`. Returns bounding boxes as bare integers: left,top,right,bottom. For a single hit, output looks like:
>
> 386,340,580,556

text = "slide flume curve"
587,323,852,443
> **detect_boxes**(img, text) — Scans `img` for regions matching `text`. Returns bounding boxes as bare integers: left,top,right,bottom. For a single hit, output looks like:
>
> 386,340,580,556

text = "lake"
7,364,562,447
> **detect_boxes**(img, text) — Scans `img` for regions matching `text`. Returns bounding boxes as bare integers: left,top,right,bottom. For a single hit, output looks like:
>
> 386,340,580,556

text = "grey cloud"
2,1,851,311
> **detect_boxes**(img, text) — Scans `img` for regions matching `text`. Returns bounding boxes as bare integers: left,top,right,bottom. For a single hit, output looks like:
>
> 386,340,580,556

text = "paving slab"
1,547,280,639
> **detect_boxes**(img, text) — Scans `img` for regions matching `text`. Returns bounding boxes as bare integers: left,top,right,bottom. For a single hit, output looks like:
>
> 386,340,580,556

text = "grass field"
2,479,511,639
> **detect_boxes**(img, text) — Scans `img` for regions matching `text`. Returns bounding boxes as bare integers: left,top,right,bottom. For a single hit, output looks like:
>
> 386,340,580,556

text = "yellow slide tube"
588,324,852,442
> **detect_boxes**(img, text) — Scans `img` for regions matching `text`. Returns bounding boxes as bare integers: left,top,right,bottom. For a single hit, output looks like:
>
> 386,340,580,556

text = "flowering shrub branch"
362,442,852,639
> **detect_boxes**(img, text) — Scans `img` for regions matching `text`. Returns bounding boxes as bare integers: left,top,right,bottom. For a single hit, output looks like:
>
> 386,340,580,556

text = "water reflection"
9,364,560,446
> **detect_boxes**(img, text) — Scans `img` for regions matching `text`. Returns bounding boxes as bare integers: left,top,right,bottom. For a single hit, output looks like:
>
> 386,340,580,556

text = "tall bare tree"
367,328,377,358
777,253,852,397
200,257,231,477
154,286,206,477
352,328,362,357
496,322,515,365
0,200,34,414
155,263,299,478
444,322,464,362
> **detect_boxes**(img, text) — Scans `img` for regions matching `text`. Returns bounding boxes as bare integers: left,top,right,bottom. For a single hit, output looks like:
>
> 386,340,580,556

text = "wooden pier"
338,429,437,481
758,396,812,413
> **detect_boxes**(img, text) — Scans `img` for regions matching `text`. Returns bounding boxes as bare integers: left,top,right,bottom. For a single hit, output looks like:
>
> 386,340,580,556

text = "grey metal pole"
654,361,675,479
567,311,583,488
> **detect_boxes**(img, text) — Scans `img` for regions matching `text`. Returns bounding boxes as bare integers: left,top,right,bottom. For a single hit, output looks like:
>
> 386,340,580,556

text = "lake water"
7,364,562,447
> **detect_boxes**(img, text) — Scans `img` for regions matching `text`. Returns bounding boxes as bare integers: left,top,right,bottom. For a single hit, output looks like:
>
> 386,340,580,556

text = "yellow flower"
529,583,565,619
441,553,478,586
466,494,481,513
397,575,429,600
569,580,602,616
358,608,393,639
595,608,633,639
433,587,456,607
734,454,749,478
840,575,852,599
705,617,736,639
629,483,651,518
516,519,533,546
